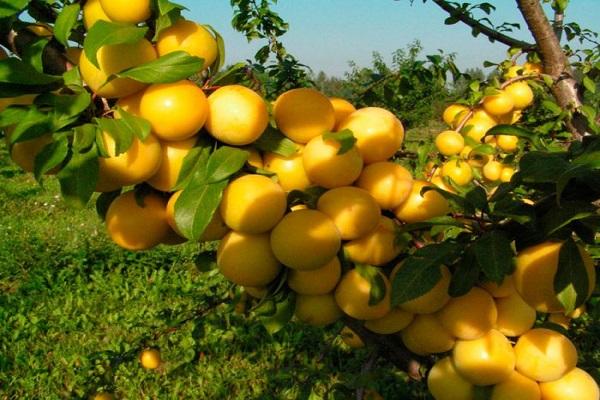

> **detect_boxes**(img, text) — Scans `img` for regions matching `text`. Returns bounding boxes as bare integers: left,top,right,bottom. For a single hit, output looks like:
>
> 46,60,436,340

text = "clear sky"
181,1,600,77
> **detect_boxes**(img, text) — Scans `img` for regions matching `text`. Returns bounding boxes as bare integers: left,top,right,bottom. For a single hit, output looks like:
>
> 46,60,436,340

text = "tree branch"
430,0,535,50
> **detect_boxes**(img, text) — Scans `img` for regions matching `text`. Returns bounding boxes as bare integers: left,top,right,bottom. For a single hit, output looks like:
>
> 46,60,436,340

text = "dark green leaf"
33,136,68,181
209,62,247,86
205,146,248,183
116,51,204,83
491,196,536,225
322,129,357,155
355,264,387,306
254,126,297,157
95,118,134,156
287,186,327,210
21,37,47,74
174,180,227,240
0,0,29,18
448,250,479,297
72,124,98,151
6,107,53,143
256,290,295,335
471,231,514,284
486,124,544,149
421,186,475,215
57,146,99,208
555,239,590,313
173,141,211,190
400,216,467,233
464,186,488,212
519,151,569,183
116,107,151,141
153,8,182,40
541,201,597,236
83,21,148,68
96,190,121,220
54,3,80,47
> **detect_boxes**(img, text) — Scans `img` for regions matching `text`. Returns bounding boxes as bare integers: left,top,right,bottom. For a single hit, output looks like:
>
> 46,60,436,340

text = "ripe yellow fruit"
504,65,525,79
514,328,578,382
246,148,263,169
400,313,455,355
437,286,498,340
205,85,269,145
430,174,456,194
295,293,343,327
340,326,365,348
99,0,151,24
441,159,473,186
442,104,470,128
483,160,503,182
93,392,115,400
83,0,111,29
337,107,404,164
263,146,312,191
334,269,391,320
329,97,356,129
427,357,475,400
217,231,281,287
245,286,267,299
344,216,402,266
9,134,54,173
548,313,571,330
302,134,363,188
270,209,341,271
139,348,161,369
471,108,499,126
140,80,208,141
364,308,414,334
491,370,541,400
567,304,586,319
287,256,341,295
480,275,516,298
463,118,496,142
504,81,534,110
146,137,197,192
220,174,286,234
95,132,162,192
165,191,228,241
393,264,451,314
273,88,335,143
514,241,596,313
453,329,516,386
355,161,414,209
394,180,450,223
79,39,156,98
539,367,599,400
156,19,218,69
483,90,515,117
497,135,519,153
317,186,381,240
435,130,465,156
500,166,516,182
105,191,171,251
495,291,536,337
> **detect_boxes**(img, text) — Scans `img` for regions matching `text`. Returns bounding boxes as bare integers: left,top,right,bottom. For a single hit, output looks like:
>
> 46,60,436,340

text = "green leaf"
554,239,590,313
287,186,327,210
95,118,134,156
205,146,248,183
83,21,148,68
173,143,211,190
471,231,514,284
209,62,248,86
391,242,463,305
486,124,544,149
205,24,225,72
116,107,151,141
541,99,563,116
448,250,479,297
254,126,297,157
541,201,597,236
54,3,80,47
5,107,53,143
57,146,99,208
491,196,536,225
519,151,569,183
156,0,187,15
421,185,475,215
72,124,98,151
255,290,295,335
0,58,63,95
21,37,47,74
355,264,387,306
33,136,69,181
0,0,29,18
96,190,121,220
400,216,467,233
582,75,596,94
174,180,228,240
556,161,600,201
322,129,357,155
116,51,204,83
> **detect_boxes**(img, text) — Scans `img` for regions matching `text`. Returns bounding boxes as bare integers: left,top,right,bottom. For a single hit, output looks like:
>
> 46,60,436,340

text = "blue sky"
181,1,599,77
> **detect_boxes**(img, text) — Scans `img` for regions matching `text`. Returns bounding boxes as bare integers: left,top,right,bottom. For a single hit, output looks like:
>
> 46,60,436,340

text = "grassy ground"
0,144,428,399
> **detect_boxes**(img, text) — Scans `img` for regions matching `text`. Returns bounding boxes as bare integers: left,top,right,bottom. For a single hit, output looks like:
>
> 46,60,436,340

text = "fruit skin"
274,88,335,143
140,80,208,141
83,0,111,29
364,308,414,334
435,130,465,156
9,134,54,173
329,97,356,129
539,367,600,400
270,209,341,271
100,0,151,23
483,160,503,182
393,264,451,314
263,146,312,191
400,313,455,355
437,286,498,340
340,326,364,348
334,269,391,320
105,191,171,251
452,329,516,386
394,180,450,223
295,293,343,327
146,137,197,192
427,357,475,400
441,159,473,186
139,348,161,369
514,241,596,313
166,191,229,241
514,328,578,382
302,134,364,188
481,275,516,298
205,85,269,145
355,161,414,210
490,370,541,400
79,39,157,98
156,19,218,69
217,231,281,287
497,135,519,153
95,131,163,193
483,90,515,117
92,393,115,400
504,81,534,110
344,216,403,266
287,256,341,295
500,166,515,182
220,174,287,234
337,107,404,164
494,291,536,337
442,104,469,128
317,186,381,240
463,118,496,142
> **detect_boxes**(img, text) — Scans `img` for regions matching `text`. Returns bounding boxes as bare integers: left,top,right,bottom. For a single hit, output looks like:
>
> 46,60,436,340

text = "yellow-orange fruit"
337,107,404,164
497,135,519,153
483,160,504,182
514,328,578,382
273,88,335,143
442,104,470,128
539,367,599,400
355,161,414,209
480,275,516,298
491,370,541,400
245,286,268,299
146,137,196,192
83,0,111,29
393,264,451,314
394,180,450,223
441,159,473,186
435,130,465,156
401,313,455,355
139,348,161,369
437,287,497,340
548,313,571,330
340,326,365,349
495,291,536,337
330,97,356,129
302,134,363,188
364,308,414,334
427,357,475,400
295,293,343,327
505,81,534,110
156,19,218,69
334,269,391,320
287,256,341,295
463,118,496,142
9,134,54,173
270,209,341,271
344,216,403,266
220,174,286,234
483,90,515,117
217,231,281,287
99,0,151,24
263,146,312,191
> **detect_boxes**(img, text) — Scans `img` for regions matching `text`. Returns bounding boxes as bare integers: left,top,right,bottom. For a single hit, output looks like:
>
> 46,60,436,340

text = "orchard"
0,0,599,399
